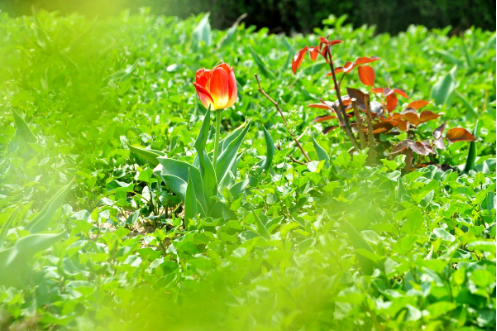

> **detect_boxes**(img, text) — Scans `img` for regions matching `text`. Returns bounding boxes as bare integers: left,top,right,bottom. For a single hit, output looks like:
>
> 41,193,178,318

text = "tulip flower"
193,63,237,168
193,63,237,110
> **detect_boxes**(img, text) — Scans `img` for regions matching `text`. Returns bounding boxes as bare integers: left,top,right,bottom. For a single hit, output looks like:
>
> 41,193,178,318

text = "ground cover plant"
0,10,495,330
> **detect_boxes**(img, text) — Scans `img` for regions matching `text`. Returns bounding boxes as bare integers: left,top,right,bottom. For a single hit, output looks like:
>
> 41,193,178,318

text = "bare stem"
404,149,413,172
326,52,359,151
364,92,376,157
351,98,366,150
255,74,311,162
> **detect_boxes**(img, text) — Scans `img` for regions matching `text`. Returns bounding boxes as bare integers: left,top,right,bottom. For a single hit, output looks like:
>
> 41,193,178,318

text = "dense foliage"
2,0,495,35
0,11,495,330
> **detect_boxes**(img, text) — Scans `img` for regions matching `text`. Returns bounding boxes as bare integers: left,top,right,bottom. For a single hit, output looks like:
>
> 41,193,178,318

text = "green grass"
0,10,495,330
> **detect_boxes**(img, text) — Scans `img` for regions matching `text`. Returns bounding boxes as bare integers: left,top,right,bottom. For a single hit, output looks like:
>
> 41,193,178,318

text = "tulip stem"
213,109,221,168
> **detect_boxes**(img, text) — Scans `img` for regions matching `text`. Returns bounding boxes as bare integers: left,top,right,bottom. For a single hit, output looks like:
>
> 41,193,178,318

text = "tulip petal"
227,67,237,108
209,67,230,109
194,82,214,109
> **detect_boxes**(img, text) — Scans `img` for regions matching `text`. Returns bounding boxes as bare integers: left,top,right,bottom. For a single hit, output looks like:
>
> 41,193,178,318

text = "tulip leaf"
0,232,65,287
198,151,218,215
160,174,187,201
156,158,205,208
12,109,37,143
260,126,275,173
248,46,276,79
195,106,211,155
128,144,165,167
184,169,199,222
216,121,251,188
431,66,457,106
464,121,478,173
221,121,247,153
191,13,212,51
312,137,330,167
25,179,74,233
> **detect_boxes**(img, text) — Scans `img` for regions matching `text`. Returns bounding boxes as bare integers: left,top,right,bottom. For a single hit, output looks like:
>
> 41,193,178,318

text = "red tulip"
193,63,237,110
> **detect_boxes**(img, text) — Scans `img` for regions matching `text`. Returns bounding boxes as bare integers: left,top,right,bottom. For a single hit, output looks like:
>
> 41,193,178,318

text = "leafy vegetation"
0,10,495,330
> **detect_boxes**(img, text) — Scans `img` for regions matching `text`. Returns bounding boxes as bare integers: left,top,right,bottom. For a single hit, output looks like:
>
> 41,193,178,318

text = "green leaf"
103,58,140,83
0,209,17,250
455,90,478,119
481,192,495,213
431,66,457,106
0,232,65,287
191,14,212,51
260,126,275,173
432,228,455,242
464,121,478,173
343,221,376,275
312,137,330,167
461,38,475,69
128,144,165,167
467,241,496,253
248,45,276,79
401,208,423,235
252,211,271,240
25,179,74,233
12,109,37,143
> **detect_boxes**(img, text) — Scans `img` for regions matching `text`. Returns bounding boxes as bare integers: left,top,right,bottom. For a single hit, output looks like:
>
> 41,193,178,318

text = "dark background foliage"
1,0,495,34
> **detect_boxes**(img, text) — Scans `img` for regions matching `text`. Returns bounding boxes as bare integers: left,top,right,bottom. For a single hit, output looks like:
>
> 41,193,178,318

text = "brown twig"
364,92,376,157
255,74,311,162
288,156,307,165
404,149,413,172
325,51,360,151
351,98,366,150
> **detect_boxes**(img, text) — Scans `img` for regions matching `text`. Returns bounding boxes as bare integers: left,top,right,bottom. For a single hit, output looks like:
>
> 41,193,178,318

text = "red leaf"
401,108,420,126
309,46,321,61
419,110,441,123
323,125,339,134
372,127,387,134
433,137,446,150
397,120,409,132
446,128,477,142
343,61,355,73
421,140,436,154
318,37,342,46
410,141,430,156
358,65,375,87
314,115,336,122
407,100,429,110
386,94,398,112
391,140,413,154
371,87,384,94
292,47,308,74
332,67,344,75
433,122,446,139
308,103,332,110
355,56,380,65
346,87,366,110
392,88,409,99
